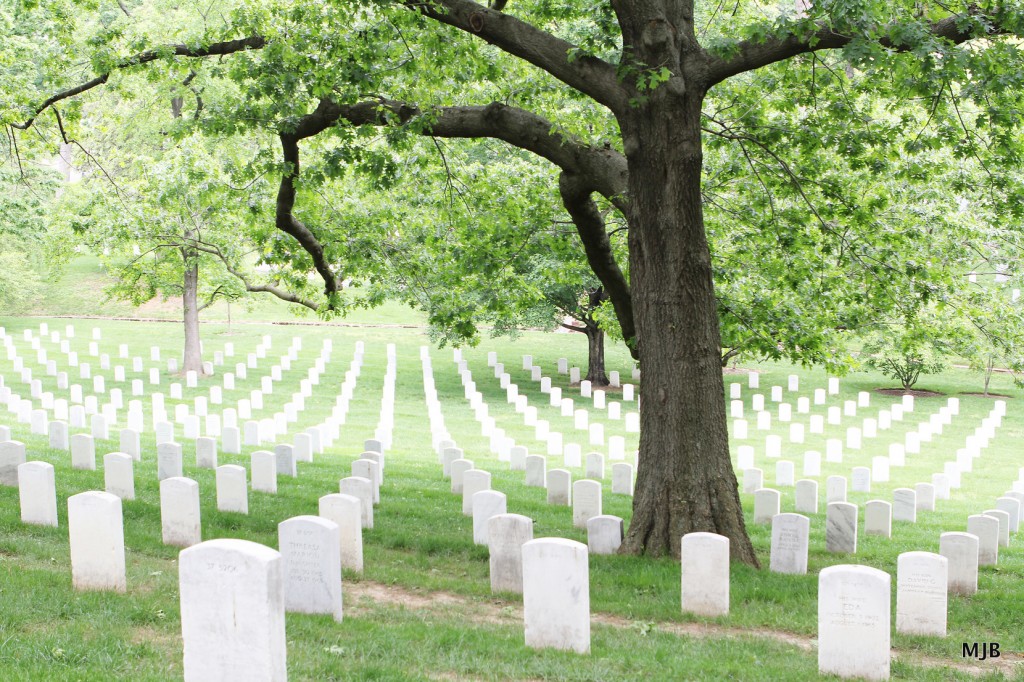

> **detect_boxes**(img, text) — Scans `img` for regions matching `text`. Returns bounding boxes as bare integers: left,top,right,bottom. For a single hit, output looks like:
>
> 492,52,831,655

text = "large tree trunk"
615,20,757,564
181,252,204,375
584,325,609,386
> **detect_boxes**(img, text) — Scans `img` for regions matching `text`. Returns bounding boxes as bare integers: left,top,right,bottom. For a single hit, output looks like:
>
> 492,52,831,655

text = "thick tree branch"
405,0,626,113
707,13,1008,86
14,36,265,130
276,96,631,315
277,133,344,303
296,97,628,208
559,172,636,356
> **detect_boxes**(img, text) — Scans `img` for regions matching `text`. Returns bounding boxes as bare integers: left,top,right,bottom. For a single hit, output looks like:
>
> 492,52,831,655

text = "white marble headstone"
488,513,533,594
770,513,809,575
826,502,857,554
68,491,126,592
522,538,589,653
896,551,947,636
278,515,343,622
18,461,58,527
680,532,729,616
160,477,202,547
318,493,363,573
939,532,978,595
179,539,286,681
818,565,890,681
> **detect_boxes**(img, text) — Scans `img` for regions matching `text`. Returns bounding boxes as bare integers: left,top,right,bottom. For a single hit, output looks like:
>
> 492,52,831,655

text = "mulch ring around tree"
874,388,945,398
568,381,625,393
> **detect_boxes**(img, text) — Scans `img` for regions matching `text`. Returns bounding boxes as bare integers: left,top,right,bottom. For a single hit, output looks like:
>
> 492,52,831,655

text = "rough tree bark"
584,324,609,386
615,3,758,565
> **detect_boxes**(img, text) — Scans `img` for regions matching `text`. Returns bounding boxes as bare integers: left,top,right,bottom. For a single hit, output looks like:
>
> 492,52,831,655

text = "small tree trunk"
181,256,203,375
984,355,993,397
585,325,609,386
172,96,203,376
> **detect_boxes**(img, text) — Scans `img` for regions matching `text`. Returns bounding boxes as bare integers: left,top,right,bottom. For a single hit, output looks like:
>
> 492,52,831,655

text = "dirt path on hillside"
345,580,1022,678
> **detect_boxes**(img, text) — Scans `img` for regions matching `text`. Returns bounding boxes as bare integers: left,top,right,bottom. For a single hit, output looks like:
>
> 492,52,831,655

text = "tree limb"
294,97,628,208
197,285,227,311
270,96,630,307
404,0,626,114
277,133,344,302
706,13,1009,86
14,36,265,130
721,346,744,365
190,241,322,311
558,172,636,356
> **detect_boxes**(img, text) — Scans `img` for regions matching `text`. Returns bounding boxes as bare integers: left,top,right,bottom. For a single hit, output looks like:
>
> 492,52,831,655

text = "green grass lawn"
18,254,427,326
0,311,1022,680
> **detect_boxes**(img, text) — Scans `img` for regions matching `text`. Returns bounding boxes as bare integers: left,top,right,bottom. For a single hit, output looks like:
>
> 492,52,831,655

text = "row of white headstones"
1,322,634,558
460,378,1024,681
2,415,971,682
3,338,620,583
3,321,636,476
1,333,398,566
0,323,640,677
423,358,1024,680
4,341,630,679
0,323,372,450
0,323,398,620
732,379,1022,679
4,324,1015,680
456,356,635,460
0,322,413,495
4,330,397,681
755,401,1022,570
732,377,980,493
420,348,631,550
733,377,1024,583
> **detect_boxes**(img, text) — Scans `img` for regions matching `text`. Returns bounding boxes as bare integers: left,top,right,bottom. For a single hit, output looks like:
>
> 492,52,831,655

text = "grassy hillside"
0,258,1021,680
10,254,429,327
